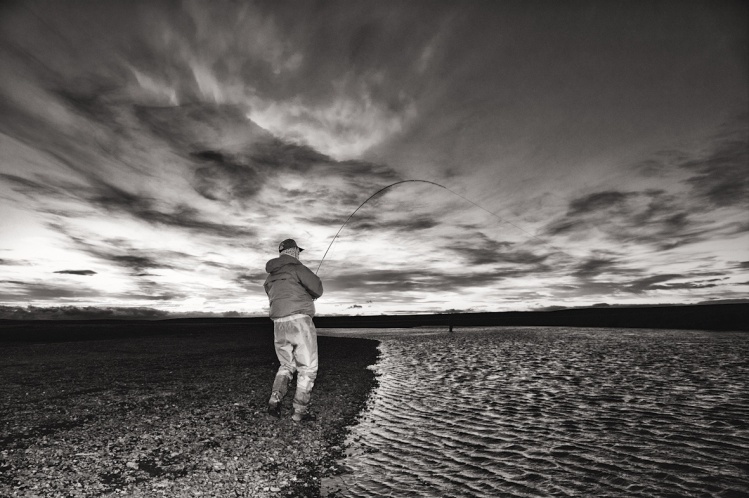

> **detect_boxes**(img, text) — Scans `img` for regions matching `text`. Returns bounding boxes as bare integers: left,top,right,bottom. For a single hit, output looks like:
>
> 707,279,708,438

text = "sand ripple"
321,327,749,497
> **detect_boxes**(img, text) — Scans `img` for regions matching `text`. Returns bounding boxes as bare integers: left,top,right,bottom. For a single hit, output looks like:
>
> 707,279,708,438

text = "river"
318,326,749,497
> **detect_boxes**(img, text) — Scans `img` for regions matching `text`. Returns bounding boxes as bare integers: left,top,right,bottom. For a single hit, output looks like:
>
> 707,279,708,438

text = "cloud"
0,173,68,200
0,257,31,266
53,270,97,276
134,104,271,152
0,280,101,301
622,274,724,294
84,250,178,275
572,257,638,278
191,151,263,202
543,115,749,252
545,188,705,249
567,191,636,216
446,232,548,266
0,0,434,160
326,264,550,298
348,215,440,233
680,115,749,208
3,170,259,239
234,272,266,291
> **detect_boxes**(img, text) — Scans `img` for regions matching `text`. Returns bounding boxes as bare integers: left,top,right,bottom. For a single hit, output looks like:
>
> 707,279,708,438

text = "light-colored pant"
270,314,318,414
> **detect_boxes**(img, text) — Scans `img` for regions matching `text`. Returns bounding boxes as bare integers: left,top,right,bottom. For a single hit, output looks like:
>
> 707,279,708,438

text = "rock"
126,461,138,470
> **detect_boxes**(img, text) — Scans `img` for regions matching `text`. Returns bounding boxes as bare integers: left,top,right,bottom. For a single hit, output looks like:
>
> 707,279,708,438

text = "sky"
0,0,747,316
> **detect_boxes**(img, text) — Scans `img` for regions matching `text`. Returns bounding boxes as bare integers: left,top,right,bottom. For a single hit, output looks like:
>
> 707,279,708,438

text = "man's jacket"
264,254,324,319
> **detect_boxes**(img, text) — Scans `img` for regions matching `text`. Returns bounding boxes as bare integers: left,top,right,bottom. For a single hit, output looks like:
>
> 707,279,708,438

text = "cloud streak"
53,270,96,276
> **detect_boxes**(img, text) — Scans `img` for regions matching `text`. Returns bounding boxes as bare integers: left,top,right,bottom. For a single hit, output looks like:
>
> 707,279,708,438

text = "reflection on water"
319,327,749,497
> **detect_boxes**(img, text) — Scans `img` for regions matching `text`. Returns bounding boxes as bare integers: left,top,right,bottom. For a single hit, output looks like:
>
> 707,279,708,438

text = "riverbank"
0,322,379,497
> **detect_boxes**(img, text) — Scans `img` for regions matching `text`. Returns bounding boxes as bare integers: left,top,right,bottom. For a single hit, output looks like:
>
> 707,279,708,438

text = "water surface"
319,327,749,497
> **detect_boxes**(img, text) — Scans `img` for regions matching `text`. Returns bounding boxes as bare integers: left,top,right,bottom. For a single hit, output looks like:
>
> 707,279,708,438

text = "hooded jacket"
264,254,324,319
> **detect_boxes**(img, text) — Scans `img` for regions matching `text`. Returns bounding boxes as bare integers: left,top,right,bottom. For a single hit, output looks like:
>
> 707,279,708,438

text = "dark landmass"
0,303,745,343
315,303,748,332
1,324,379,497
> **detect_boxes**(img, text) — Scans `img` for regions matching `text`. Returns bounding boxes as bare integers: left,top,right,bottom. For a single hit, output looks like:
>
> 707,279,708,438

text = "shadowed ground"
0,322,379,497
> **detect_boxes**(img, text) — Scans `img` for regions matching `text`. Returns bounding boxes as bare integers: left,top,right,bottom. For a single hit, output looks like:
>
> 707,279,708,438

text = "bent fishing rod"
314,179,551,275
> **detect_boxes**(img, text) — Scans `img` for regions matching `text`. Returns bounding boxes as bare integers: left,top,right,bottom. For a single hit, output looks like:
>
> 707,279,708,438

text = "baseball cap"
278,238,304,253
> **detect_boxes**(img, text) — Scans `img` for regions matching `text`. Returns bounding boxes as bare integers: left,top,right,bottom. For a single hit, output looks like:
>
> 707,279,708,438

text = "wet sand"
0,321,379,497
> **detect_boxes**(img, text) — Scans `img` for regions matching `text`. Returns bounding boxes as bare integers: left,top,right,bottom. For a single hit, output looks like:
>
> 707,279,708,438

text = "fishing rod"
315,179,553,275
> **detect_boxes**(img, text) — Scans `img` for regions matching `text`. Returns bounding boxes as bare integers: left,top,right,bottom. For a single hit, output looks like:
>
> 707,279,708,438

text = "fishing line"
315,179,555,275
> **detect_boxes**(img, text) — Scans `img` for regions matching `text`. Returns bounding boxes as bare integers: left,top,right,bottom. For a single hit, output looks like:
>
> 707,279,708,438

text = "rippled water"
319,327,749,497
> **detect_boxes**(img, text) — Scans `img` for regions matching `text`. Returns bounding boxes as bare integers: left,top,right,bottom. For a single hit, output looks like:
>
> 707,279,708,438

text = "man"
264,238,324,422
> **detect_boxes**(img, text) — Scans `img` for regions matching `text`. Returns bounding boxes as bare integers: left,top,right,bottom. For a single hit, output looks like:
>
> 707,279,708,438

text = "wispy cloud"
0,279,101,300
680,115,749,208
53,270,96,276
543,123,748,251
622,274,726,294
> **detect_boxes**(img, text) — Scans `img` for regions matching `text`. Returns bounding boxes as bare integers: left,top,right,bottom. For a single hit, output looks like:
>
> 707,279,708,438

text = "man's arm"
297,265,323,299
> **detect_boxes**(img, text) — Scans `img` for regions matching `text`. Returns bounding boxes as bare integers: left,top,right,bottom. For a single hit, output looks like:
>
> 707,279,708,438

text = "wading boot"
291,410,317,423
291,378,314,423
268,391,282,418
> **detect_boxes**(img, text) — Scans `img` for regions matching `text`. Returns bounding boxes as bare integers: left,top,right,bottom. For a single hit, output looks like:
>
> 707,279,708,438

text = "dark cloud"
119,292,185,301
622,274,723,294
134,104,271,151
0,173,67,199
544,116,748,252
134,205,257,238
572,258,636,278
0,280,101,301
567,191,636,216
0,258,31,266
138,104,401,209
249,138,330,171
234,272,266,291
107,255,166,272
545,188,707,250
348,215,440,233
53,270,97,276
2,168,257,239
191,151,262,202
76,178,258,238
326,265,546,297
446,233,547,266
680,116,749,208
58,235,186,274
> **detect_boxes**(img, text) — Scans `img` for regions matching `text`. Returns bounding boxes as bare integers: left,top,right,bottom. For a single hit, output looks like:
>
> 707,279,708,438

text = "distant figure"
264,238,324,423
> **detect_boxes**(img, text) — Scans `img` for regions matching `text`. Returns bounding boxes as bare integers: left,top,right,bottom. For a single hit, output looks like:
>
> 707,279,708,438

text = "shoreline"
0,323,380,497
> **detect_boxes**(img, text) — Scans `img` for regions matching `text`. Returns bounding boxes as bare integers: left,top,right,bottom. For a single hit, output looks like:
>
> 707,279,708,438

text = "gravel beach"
0,321,379,497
